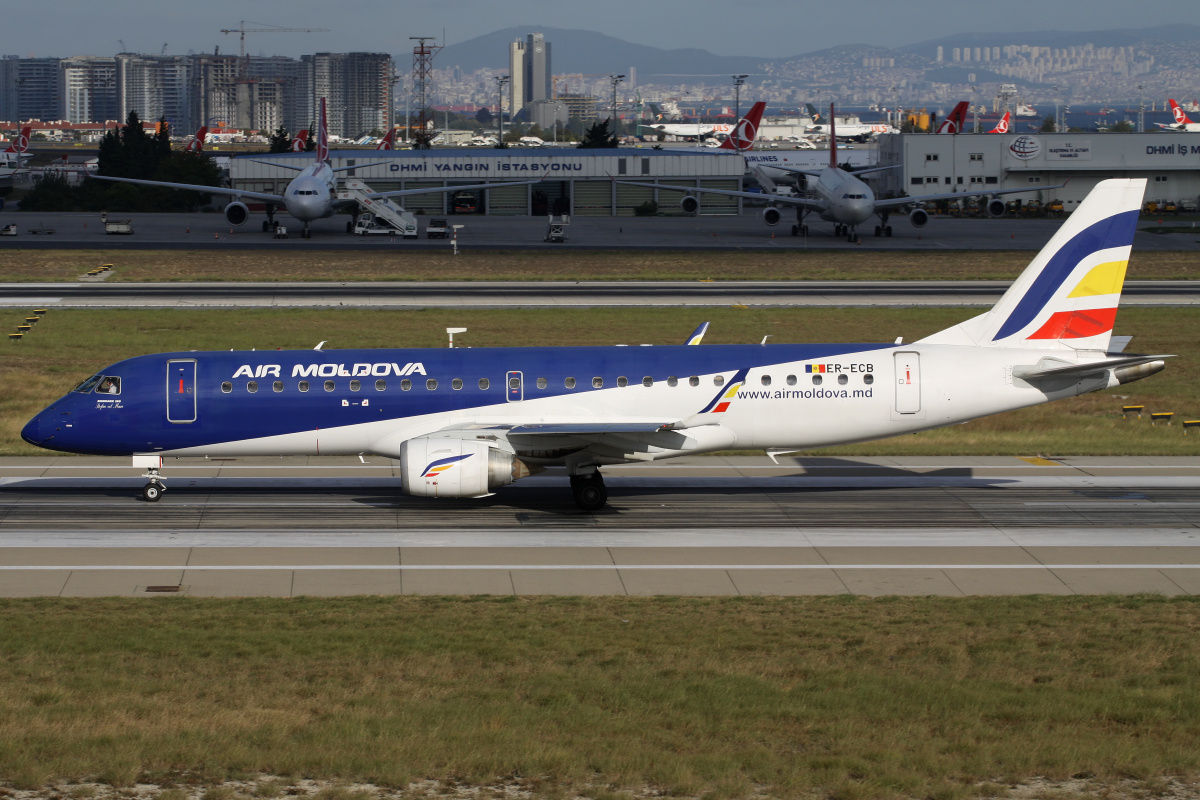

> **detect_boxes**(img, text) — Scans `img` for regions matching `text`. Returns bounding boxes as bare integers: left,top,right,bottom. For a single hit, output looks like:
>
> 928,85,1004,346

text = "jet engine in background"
224,201,250,227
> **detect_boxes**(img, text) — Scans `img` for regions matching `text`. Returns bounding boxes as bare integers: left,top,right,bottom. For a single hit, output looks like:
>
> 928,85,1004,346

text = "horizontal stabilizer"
1012,354,1173,381
246,159,306,172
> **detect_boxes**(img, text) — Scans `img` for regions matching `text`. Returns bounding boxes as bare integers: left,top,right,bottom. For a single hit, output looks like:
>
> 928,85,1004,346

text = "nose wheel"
570,472,608,511
140,467,167,502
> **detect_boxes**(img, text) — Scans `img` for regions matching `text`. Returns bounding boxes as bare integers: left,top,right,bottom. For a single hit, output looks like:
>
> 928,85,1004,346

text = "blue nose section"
21,411,44,446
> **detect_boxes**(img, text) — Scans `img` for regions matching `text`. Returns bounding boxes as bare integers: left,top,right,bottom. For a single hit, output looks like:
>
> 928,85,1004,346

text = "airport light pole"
495,75,509,146
1053,85,1060,133
732,74,748,124
1138,85,1145,133
609,74,624,139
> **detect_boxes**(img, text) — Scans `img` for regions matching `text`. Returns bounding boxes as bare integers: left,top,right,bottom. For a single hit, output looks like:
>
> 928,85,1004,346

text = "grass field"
1,596,1199,799
1,306,1196,457
0,249,1198,282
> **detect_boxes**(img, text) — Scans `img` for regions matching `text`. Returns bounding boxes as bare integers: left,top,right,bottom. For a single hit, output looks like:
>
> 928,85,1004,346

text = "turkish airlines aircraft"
989,111,1011,134
22,179,1165,510
621,104,1060,242
91,100,525,237
184,127,208,152
1155,100,1200,132
0,125,31,169
375,128,395,150
935,101,971,134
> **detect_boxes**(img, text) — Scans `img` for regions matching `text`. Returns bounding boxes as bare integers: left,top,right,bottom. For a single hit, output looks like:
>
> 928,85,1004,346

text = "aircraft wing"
614,180,824,210
1012,354,1173,381
89,174,287,205
364,179,539,200
873,183,1067,211
506,422,675,435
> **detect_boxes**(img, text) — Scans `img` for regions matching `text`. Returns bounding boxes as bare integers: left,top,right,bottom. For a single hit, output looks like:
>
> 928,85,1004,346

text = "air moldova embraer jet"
22,179,1167,510
90,99,527,238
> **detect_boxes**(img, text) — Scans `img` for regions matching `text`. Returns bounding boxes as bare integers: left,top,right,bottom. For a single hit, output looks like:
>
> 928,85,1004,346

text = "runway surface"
4,211,1200,251
3,456,1199,597
3,279,1198,309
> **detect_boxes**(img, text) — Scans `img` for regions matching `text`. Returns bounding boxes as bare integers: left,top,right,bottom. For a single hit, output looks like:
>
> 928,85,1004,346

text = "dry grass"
1,597,1199,799
1,306,1196,456
0,249,1196,282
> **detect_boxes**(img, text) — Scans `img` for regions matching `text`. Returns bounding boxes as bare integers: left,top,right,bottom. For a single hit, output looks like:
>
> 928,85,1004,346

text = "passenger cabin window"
714,375,725,386
812,375,823,386
324,380,335,392
452,378,463,390
298,381,310,392
864,373,874,385
536,377,547,389
247,381,258,393
221,382,232,393
479,378,489,390
564,377,576,389
667,376,678,387
401,379,412,391
838,374,848,385
617,376,628,387
689,376,699,387
761,375,771,386
786,375,796,386
273,381,283,392
349,380,361,391
376,379,386,391
427,379,438,390
642,377,653,387
592,377,603,388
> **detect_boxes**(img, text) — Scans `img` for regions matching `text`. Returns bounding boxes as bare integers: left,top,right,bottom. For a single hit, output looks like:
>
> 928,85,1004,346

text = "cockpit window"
72,374,104,393
95,376,121,395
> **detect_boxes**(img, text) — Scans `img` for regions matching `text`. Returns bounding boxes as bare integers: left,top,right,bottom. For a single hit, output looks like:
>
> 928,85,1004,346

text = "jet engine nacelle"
987,198,1007,218
761,207,782,227
400,437,532,498
224,201,250,227
680,195,700,215
909,208,929,228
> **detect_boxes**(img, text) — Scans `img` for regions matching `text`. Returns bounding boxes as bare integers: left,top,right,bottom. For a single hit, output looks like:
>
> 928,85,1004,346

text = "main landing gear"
570,471,607,511
141,466,167,502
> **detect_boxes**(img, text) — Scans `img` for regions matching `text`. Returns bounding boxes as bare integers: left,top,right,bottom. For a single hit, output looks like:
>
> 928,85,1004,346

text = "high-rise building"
248,56,313,134
60,57,119,124
0,57,62,122
116,54,189,128
524,33,550,105
310,52,392,138
187,54,242,132
508,40,526,116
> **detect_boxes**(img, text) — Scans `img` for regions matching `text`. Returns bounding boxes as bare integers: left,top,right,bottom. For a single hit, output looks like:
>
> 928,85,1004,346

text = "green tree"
16,172,77,212
1111,120,1134,133
1040,114,1056,132
577,118,618,149
474,107,494,127
268,126,292,153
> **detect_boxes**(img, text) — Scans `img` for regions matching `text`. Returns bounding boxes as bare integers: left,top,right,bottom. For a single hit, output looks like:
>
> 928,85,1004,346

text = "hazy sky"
4,0,1197,61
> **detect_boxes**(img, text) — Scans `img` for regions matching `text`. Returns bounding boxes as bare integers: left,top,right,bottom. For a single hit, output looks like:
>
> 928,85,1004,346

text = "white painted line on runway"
3,564,1200,571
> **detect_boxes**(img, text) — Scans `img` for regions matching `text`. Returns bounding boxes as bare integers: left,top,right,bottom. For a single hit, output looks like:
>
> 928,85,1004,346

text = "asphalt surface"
4,211,1200,251
2,279,1197,309
4,456,1199,597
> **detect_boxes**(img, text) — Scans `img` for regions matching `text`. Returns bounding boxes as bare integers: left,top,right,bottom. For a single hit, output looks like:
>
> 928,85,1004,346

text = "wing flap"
1012,354,1173,380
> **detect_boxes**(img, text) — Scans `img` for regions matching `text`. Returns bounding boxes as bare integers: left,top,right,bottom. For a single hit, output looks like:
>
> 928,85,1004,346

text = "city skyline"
3,0,1197,62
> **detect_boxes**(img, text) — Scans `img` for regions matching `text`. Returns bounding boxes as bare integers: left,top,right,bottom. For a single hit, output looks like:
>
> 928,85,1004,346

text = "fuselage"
282,162,337,221
813,168,875,225
22,342,1092,465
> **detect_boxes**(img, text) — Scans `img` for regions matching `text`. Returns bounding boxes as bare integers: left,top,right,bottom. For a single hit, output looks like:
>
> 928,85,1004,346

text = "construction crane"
219,21,329,59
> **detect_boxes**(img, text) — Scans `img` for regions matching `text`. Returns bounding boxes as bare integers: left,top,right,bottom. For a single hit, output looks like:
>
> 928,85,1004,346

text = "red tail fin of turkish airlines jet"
829,103,838,169
316,97,329,163
3,126,31,154
290,130,309,152
185,126,208,152
989,111,1011,134
936,101,970,134
719,101,766,151
1169,99,1193,125
375,127,395,150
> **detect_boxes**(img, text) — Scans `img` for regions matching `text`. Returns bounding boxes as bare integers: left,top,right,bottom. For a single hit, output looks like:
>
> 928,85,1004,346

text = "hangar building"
229,148,745,217
876,132,1200,212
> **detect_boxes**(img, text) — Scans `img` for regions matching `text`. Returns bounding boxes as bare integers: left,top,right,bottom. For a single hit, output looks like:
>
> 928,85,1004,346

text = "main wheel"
874,225,882,237
791,224,799,236
262,220,271,232
801,225,809,236
885,226,893,237
142,482,162,502
571,475,608,511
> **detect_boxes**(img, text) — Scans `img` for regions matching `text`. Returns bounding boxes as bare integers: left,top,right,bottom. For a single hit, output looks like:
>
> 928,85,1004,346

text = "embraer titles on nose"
231,362,427,379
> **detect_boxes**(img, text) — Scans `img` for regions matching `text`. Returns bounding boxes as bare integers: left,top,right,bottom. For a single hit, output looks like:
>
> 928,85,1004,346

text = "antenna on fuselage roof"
314,341,326,350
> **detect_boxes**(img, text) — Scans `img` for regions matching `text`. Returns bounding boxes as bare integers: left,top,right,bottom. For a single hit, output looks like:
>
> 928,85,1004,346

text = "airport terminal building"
876,132,1200,212
229,148,745,217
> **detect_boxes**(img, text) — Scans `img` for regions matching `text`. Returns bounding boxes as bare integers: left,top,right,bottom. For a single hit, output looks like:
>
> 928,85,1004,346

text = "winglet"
685,321,710,345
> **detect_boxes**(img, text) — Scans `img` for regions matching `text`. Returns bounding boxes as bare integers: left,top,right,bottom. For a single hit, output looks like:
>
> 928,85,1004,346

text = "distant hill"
438,26,768,77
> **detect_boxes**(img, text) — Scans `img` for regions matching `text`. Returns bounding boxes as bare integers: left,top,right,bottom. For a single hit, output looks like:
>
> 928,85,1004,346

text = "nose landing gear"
140,465,167,502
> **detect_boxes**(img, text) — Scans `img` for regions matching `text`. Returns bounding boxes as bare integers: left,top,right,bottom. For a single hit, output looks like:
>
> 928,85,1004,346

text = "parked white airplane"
91,99,530,237
1155,100,1200,132
22,179,1166,510
624,104,1061,242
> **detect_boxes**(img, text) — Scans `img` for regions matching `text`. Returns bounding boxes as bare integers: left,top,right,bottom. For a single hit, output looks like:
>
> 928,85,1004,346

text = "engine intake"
680,195,699,215
987,198,1007,218
761,207,782,226
400,437,532,498
224,201,250,227
909,207,929,228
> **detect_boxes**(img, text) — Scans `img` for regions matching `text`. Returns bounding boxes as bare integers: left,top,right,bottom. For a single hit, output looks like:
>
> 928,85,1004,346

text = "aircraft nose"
21,410,45,446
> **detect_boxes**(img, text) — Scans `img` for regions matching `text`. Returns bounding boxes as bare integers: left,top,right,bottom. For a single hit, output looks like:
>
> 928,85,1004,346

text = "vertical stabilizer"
185,126,208,152
920,179,1146,351
989,111,1010,134
316,97,329,163
375,127,395,150
1169,99,1193,125
719,101,766,151
291,130,309,152
828,103,837,169
3,126,31,155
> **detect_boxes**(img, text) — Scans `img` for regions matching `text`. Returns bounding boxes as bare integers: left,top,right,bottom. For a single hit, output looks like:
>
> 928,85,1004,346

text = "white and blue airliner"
22,179,1167,509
